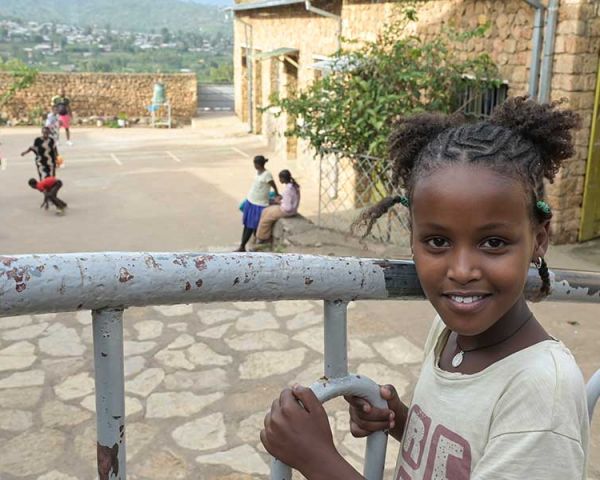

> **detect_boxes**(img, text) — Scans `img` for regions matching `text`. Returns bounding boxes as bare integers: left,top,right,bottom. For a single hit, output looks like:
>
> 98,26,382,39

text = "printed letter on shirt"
423,425,471,480
402,405,432,469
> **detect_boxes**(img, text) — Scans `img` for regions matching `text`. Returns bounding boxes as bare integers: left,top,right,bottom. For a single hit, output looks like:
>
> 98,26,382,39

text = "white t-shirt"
394,316,589,480
247,170,273,207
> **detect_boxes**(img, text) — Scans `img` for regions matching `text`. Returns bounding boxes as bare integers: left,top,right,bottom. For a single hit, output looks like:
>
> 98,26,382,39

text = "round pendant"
451,351,464,368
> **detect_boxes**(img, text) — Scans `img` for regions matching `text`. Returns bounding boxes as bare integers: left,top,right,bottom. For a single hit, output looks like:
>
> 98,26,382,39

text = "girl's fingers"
350,404,393,422
351,417,392,434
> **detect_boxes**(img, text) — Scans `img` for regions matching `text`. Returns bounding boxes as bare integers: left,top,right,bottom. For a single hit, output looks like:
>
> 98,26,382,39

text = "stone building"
231,0,600,243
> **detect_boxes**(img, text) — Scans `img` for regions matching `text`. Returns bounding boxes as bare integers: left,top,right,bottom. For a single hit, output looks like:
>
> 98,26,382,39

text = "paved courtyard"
0,116,599,479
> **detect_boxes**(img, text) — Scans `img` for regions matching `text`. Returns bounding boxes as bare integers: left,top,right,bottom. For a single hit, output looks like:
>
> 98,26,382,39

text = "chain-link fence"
317,149,411,246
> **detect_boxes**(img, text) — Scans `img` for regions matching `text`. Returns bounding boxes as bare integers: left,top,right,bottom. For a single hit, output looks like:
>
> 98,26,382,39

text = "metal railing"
1,252,600,479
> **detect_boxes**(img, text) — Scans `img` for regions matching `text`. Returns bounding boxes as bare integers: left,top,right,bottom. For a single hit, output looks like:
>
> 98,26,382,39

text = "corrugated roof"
230,0,305,11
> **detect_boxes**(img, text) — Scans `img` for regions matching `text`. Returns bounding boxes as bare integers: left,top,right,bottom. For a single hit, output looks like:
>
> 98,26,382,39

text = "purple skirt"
242,201,265,229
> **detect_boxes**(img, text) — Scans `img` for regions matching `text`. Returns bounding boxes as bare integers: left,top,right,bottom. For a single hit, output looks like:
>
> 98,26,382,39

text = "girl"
21,126,57,180
260,97,589,479
235,155,279,252
256,169,301,245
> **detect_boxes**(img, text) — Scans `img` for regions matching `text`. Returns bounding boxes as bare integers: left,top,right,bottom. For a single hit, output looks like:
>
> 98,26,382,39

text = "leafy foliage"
0,58,38,108
268,8,500,160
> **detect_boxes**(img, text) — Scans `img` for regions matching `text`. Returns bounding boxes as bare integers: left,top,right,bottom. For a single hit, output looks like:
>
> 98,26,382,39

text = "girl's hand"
261,385,341,476
345,384,407,442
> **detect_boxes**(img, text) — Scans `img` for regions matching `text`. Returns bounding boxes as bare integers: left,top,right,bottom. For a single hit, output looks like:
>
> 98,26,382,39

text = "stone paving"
0,299,432,479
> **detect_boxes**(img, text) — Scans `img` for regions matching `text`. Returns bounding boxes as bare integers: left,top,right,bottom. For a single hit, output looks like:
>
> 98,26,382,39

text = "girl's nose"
447,249,482,285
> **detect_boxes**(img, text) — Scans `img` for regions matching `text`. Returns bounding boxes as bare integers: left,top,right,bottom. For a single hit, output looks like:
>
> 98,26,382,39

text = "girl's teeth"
451,295,483,304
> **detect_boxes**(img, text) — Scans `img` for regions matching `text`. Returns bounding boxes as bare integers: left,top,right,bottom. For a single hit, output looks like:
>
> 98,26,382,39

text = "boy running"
52,88,73,145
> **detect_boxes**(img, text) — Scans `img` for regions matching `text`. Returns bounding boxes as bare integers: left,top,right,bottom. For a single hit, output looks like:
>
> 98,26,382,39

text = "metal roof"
230,0,305,11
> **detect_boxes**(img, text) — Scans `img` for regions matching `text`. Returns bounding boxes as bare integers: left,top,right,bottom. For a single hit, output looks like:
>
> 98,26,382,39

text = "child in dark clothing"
28,177,67,214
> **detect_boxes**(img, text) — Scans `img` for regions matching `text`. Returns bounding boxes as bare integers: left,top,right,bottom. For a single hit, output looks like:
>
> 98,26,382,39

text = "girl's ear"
533,220,551,259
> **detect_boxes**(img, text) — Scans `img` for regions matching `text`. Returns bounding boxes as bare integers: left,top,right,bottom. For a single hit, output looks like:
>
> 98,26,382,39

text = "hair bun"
490,96,581,182
389,112,464,188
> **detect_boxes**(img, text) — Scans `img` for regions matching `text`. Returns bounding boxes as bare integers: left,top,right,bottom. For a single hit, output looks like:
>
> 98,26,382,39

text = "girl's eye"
426,237,450,248
481,238,507,249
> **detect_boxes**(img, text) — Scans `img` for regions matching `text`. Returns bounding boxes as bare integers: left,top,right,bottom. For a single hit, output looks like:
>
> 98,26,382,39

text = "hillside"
0,0,231,34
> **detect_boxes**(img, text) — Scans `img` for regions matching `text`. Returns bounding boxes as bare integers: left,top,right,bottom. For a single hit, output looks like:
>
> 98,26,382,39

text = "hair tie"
536,200,551,216
394,195,410,208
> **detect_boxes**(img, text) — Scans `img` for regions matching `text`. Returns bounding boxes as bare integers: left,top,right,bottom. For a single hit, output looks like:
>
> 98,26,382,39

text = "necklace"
451,313,534,368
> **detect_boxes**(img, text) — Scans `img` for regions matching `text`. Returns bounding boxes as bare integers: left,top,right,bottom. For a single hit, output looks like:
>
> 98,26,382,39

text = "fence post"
318,153,323,227
92,307,126,480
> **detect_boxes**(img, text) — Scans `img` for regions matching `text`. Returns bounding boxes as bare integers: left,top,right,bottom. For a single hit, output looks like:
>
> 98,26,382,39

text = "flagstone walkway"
0,299,434,479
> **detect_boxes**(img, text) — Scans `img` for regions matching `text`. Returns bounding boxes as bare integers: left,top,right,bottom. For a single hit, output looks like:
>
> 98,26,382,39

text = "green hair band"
536,200,551,215
395,195,410,208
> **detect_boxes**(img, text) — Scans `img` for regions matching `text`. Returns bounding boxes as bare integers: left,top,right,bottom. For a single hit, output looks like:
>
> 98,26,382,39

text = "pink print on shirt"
397,405,472,480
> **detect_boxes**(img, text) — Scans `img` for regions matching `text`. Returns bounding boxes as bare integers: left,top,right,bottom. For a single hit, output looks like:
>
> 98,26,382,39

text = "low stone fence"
0,72,198,124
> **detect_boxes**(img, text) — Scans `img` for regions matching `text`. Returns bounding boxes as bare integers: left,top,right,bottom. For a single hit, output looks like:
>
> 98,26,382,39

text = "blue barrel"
152,82,166,104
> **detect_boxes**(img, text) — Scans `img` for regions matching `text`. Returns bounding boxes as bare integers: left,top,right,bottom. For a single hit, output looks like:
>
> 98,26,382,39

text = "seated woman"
256,169,300,244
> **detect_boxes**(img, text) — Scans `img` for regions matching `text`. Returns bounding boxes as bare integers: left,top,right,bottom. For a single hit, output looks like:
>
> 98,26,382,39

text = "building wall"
233,0,600,242
0,72,198,122
233,3,340,164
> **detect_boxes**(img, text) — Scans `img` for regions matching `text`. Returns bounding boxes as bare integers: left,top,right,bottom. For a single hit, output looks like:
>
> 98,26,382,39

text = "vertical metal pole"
324,300,348,379
318,154,323,227
539,0,559,103
93,308,126,480
528,6,545,99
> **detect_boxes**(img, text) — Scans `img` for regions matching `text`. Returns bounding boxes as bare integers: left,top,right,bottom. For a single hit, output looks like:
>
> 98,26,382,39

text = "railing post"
92,307,126,480
324,299,348,379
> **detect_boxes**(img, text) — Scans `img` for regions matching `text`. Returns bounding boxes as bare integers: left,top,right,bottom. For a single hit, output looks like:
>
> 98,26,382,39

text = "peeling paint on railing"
1,253,599,317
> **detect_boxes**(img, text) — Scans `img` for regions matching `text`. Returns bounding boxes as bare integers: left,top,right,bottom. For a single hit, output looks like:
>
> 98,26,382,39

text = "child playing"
235,155,279,252
52,88,73,145
45,105,60,144
260,97,589,479
21,126,58,180
28,177,67,215
255,169,301,245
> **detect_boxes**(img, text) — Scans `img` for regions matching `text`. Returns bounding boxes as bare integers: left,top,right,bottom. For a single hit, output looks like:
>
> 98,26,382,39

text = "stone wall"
233,0,600,243
0,73,198,122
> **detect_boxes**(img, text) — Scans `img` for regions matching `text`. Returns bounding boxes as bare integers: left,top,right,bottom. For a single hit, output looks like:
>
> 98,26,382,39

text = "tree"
267,7,499,161
160,27,171,44
0,59,38,110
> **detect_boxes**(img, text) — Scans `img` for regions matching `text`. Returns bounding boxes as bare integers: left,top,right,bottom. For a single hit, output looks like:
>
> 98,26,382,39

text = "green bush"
267,6,499,161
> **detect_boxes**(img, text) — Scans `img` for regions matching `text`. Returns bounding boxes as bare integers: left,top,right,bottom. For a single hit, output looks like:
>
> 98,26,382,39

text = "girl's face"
410,164,548,337
254,161,264,171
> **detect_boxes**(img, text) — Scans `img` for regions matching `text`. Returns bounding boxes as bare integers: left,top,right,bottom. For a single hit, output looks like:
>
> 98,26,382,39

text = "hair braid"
537,257,551,300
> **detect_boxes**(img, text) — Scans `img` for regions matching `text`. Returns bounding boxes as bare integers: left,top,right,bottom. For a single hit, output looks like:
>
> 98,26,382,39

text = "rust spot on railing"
118,268,134,283
144,255,161,270
0,256,17,267
304,277,314,285
194,255,214,271
4,266,31,293
185,281,192,291
173,255,188,267
196,279,203,287
97,442,119,480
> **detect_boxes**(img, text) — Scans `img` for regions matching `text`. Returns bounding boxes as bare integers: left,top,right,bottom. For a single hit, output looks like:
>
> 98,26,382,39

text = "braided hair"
353,96,580,299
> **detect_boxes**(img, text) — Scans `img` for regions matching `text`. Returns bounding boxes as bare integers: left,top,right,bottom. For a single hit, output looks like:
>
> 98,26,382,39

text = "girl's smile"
411,163,548,339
